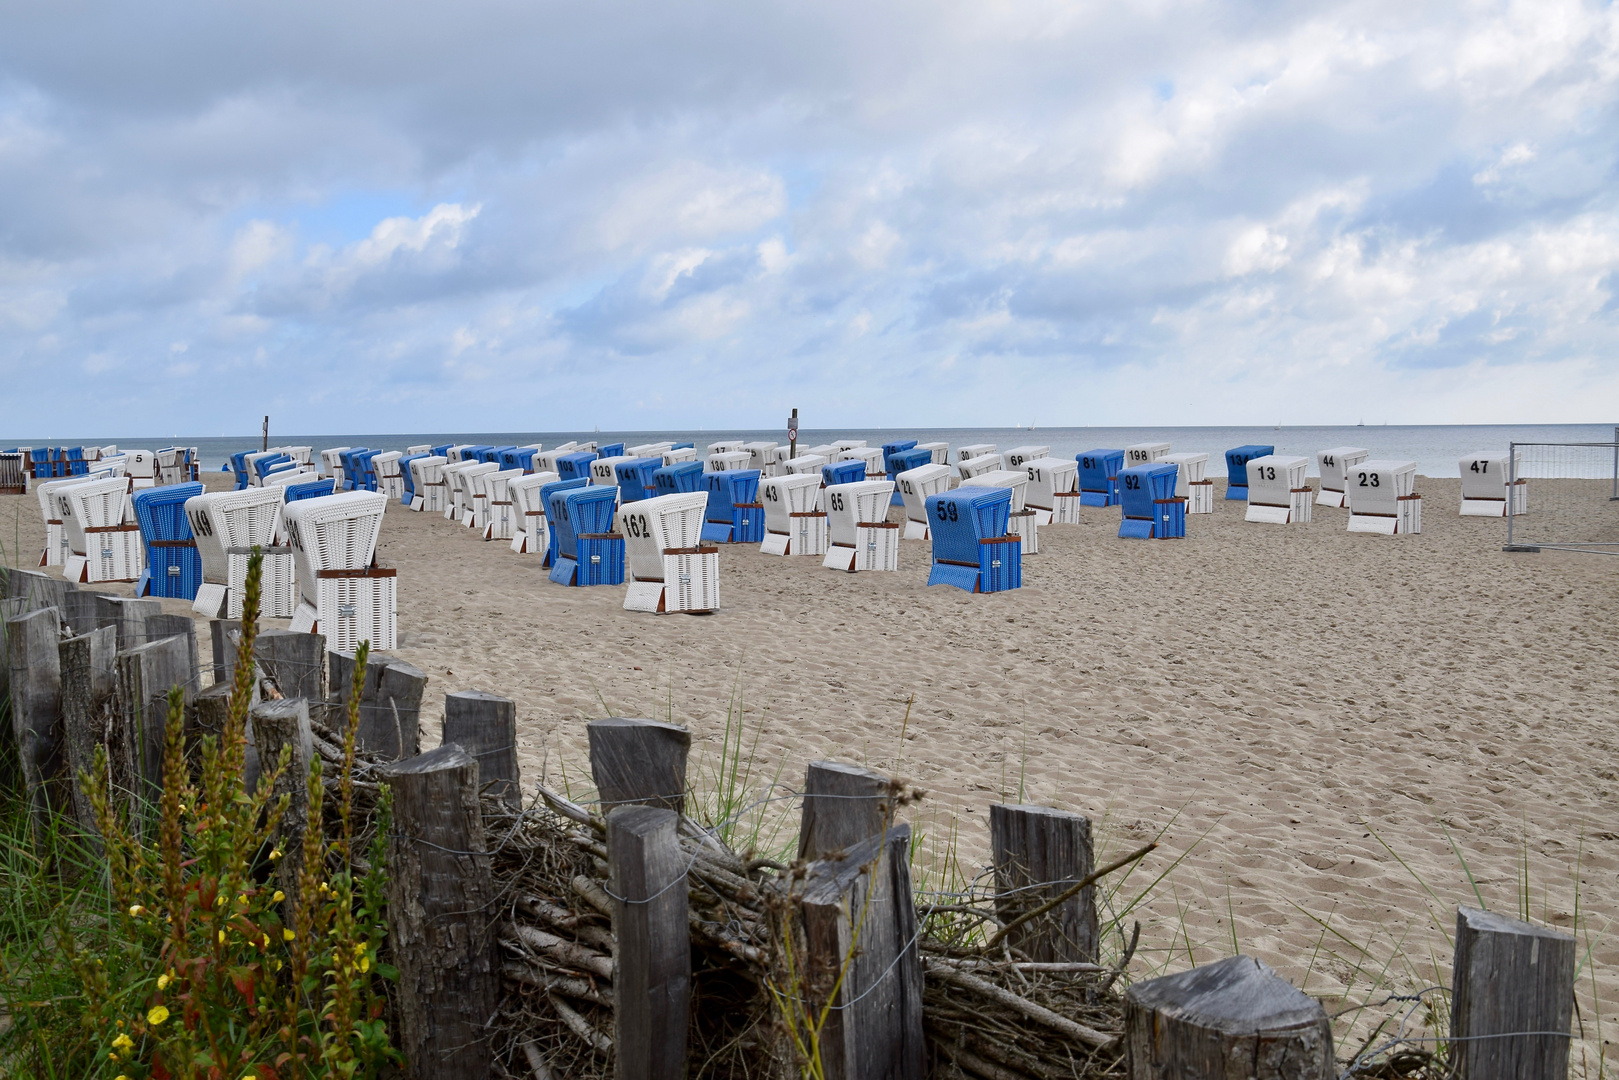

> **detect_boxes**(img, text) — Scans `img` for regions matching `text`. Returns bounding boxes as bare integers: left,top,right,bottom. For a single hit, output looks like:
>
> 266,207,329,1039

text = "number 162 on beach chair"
621,492,719,614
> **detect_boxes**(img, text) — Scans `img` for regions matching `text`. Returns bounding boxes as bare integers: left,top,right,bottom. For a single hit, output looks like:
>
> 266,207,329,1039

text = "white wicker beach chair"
783,454,829,476
1459,452,1525,517
283,491,395,650
481,468,525,540
1164,452,1214,515
1347,460,1420,534
835,446,884,480
508,471,561,554
760,472,827,556
1245,455,1313,525
660,447,699,466
459,462,500,528
372,451,406,500
621,491,716,613
1021,457,1078,526
409,456,448,512
705,450,752,474
1316,447,1369,509
185,487,294,617
960,469,1038,553
59,477,144,583
822,479,898,572
957,454,1006,481
895,463,954,540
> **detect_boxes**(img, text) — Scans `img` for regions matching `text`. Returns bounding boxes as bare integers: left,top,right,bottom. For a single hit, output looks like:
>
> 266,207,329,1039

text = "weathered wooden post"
799,760,891,860
255,629,326,700
115,634,195,807
251,698,314,905
379,744,500,1080
1450,907,1575,1080
7,607,63,831
800,824,926,1080
146,614,200,679
95,595,161,652
59,625,118,840
5,567,72,613
190,681,259,792
607,805,689,1080
443,690,520,811
62,588,109,636
586,717,689,813
329,649,427,760
209,619,242,683
1125,955,1334,1079
989,803,1098,962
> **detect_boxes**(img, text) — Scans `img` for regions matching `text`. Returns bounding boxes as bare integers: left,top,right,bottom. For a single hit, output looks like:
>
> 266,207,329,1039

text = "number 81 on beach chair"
620,492,718,613
925,487,1020,593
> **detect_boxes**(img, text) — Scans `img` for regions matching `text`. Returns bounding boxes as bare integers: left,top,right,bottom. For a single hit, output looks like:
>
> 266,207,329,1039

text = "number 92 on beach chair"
925,486,1020,593
621,492,718,614
1118,464,1185,538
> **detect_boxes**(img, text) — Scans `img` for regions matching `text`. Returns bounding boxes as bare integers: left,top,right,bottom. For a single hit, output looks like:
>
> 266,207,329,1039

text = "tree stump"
7,607,63,832
251,697,314,906
1125,955,1334,1079
146,614,200,680
330,649,427,760
209,618,242,683
799,760,892,860
1451,906,1575,1080
443,690,520,811
586,717,689,814
800,824,925,1080
379,744,499,1080
62,587,111,636
607,805,689,1080
989,803,1098,962
59,625,118,842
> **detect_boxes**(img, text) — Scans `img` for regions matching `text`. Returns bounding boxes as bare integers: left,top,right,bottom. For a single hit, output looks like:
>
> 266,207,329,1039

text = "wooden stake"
586,717,689,814
5,567,72,613
443,690,520,811
95,595,161,652
799,760,892,861
115,634,194,808
1450,906,1575,1080
379,744,499,1080
255,629,326,701
607,805,689,1080
989,803,1098,963
800,824,925,1080
6,607,63,832
59,625,118,842
209,618,242,683
1124,955,1333,1079
330,649,427,760
251,697,313,906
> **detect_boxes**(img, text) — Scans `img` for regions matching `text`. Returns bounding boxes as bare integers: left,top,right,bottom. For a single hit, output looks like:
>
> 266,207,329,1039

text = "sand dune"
6,471,1615,1062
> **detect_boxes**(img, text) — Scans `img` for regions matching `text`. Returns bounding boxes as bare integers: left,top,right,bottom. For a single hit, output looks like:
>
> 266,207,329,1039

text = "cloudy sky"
2,0,1617,437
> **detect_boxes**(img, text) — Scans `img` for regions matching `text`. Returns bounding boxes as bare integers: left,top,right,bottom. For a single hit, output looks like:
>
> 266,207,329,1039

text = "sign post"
788,408,798,461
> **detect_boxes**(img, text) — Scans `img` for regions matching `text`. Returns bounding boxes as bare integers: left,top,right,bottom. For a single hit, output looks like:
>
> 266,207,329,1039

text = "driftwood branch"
984,842,1156,951
926,963,1116,1049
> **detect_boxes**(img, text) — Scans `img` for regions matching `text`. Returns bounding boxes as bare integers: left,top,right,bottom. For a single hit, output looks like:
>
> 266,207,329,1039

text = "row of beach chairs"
2,445,198,495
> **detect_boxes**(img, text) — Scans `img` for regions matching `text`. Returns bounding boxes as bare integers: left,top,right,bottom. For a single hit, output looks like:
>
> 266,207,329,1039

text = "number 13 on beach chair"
1243,455,1313,524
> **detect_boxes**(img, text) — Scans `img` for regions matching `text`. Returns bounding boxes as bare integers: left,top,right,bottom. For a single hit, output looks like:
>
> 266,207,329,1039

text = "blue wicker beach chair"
926,486,1018,592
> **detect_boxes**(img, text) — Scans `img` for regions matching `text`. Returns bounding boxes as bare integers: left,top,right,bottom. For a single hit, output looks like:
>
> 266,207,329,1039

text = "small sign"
787,416,798,440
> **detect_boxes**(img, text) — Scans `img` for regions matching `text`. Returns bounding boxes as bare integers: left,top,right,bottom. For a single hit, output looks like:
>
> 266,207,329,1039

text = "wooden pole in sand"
59,625,118,841
607,805,689,1080
989,804,1099,963
115,634,194,810
799,760,891,860
799,824,925,1080
379,744,499,1080
1450,907,1575,1080
1125,955,1334,1079
586,717,689,814
443,690,520,811
7,607,63,834
329,649,427,761
251,697,313,907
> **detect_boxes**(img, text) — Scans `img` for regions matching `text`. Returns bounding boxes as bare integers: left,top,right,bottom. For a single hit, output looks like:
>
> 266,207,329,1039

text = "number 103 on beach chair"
548,486,624,586
620,492,718,613
283,491,396,650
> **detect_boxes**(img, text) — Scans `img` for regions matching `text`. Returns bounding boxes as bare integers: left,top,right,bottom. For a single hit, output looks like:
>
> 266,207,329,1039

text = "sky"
2,0,1618,437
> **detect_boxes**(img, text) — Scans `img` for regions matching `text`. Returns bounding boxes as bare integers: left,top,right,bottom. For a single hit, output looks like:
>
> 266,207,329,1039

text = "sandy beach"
6,470,1616,1060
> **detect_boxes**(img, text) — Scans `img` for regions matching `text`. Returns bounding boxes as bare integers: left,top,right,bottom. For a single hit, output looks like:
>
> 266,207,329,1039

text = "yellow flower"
268,848,282,861
359,956,370,973
215,895,225,908
261,934,270,948
156,973,171,990
147,1005,169,1026
218,930,226,945
283,928,296,942
116,1075,131,1080
271,890,285,903
272,959,282,971
128,904,145,917
112,1033,134,1051
237,893,247,905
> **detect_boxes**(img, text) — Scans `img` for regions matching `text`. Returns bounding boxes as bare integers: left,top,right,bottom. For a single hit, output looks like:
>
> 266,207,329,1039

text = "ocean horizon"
6,422,1616,478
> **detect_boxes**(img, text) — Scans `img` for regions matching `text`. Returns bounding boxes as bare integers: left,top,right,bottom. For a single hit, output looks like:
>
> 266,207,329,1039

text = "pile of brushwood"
483,782,1144,1080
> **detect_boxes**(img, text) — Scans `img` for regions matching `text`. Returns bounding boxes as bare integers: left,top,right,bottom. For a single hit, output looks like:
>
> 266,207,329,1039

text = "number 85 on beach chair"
822,480,898,572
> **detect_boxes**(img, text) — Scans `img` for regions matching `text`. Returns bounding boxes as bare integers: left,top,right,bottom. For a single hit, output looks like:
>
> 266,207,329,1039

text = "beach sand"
6,471,1616,1061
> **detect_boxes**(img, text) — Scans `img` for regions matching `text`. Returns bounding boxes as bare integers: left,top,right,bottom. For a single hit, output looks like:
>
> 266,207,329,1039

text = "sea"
8,424,1617,478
